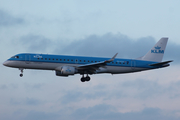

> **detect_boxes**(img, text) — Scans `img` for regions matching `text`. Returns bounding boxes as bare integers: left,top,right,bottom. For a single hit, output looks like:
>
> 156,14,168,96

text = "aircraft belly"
105,66,146,74
106,66,132,73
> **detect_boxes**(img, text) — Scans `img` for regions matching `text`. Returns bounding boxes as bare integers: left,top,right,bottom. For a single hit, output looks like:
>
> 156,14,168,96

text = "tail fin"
140,37,168,62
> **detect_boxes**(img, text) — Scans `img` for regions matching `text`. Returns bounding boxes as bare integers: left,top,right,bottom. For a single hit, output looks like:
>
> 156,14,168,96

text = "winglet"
106,53,118,63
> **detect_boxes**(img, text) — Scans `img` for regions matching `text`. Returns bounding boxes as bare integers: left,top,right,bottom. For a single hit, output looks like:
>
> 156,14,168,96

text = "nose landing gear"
19,68,24,77
81,74,91,82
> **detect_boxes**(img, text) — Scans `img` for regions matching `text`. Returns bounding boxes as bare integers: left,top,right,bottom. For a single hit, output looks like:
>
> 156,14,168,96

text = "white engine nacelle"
56,66,76,76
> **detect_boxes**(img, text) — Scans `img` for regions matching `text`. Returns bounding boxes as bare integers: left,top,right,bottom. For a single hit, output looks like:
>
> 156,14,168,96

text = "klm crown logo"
151,46,164,54
154,46,161,49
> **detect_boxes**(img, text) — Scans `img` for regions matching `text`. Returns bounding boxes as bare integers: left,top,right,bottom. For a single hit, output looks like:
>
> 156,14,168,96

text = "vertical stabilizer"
141,37,168,62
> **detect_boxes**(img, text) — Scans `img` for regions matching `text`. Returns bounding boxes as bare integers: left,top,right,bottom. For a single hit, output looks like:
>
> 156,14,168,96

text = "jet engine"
55,66,76,76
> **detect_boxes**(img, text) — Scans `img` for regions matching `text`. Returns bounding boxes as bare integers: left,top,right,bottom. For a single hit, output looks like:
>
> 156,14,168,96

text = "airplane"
3,37,173,82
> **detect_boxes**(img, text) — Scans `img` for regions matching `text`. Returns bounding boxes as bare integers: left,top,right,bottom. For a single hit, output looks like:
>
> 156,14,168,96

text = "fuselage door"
25,54,31,64
131,60,136,70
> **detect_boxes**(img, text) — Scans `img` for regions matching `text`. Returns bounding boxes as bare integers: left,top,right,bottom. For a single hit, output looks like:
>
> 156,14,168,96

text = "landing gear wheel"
86,76,90,81
20,74,23,77
80,74,91,82
81,77,86,82
19,68,24,77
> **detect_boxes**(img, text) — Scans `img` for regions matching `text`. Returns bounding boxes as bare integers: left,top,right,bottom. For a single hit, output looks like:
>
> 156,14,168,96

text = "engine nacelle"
55,66,76,76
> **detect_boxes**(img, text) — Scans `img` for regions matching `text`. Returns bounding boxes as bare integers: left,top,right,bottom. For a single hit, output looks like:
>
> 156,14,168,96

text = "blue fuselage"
3,53,163,75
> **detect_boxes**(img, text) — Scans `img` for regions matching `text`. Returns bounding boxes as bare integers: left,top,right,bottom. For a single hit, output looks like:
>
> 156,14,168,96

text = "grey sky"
0,0,180,120
0,10,24,26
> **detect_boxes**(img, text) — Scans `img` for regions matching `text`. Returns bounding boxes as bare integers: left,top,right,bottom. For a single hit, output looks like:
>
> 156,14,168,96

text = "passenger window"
67,59,69,61
60,59,62,61
45,58,47,60
49,58,51,60
56,59,58,61
64,59,66,61
71,60,73,61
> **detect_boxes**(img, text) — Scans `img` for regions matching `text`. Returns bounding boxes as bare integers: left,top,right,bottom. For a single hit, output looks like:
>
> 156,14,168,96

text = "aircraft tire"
20,74,23,77
81,77,86,82
86,76,90,81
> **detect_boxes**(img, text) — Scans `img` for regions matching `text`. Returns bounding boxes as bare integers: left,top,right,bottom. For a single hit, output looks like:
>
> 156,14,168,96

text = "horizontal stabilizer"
149,60,173,67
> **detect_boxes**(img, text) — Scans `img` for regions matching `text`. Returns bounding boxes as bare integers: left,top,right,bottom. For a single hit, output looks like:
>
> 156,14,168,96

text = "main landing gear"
81,74,91,82
19,68,24,77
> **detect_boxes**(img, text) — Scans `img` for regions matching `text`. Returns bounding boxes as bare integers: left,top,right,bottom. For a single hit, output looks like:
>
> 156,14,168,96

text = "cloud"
57,33,180,63
25,97,41,106
3,32,178,120
23,111,59,120
10,97,41,106
58,76,180,104
60,88,107,104
164,41,180,63
0,10,24,26
19,35,53,53
60,33,179,63
0,1,180,119
19,33,179,63
8,106,179,120
23,83,45,90
0,84,8,89
71,106,177,120
56,33,156,58
1,65,180,120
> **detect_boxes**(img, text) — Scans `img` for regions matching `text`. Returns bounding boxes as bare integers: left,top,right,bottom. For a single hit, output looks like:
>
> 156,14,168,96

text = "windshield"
11,56,19,59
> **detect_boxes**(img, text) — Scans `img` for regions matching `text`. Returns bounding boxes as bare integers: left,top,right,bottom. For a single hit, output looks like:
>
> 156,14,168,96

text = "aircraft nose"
3,61,9,66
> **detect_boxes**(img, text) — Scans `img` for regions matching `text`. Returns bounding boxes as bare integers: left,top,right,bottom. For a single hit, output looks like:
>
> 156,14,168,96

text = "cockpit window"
15,56,19,58
11,56,19,59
